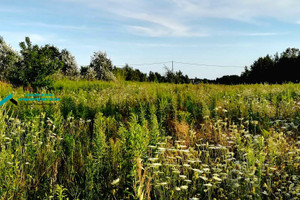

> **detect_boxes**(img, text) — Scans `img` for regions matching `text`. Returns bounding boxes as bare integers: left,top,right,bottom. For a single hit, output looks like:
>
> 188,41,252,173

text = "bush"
8,37,63,90
90,51,116,81
0,37,20,81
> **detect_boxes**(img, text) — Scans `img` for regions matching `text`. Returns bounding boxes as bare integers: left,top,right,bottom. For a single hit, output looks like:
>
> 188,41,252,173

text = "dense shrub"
7,37,63,89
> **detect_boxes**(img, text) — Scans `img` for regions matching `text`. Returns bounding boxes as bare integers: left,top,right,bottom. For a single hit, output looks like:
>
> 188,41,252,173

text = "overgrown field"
0,81,299,200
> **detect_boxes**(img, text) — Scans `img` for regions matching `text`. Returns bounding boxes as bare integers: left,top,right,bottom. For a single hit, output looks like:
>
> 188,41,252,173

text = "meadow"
0,80,299,200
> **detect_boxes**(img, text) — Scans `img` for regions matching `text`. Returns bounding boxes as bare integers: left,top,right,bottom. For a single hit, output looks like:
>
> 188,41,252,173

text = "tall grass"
0,81,299,199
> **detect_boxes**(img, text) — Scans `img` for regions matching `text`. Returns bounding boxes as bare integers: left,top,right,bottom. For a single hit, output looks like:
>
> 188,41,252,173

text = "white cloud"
128,26,169,37
127,25,208,37
169,0,300,22
59,0,300,37
65,0,300,21
58,0,209,37
123,12,188,34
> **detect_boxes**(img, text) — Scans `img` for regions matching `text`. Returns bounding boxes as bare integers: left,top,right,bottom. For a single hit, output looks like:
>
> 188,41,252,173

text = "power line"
115,61,172,67
115,61,244,68
173,61,244,68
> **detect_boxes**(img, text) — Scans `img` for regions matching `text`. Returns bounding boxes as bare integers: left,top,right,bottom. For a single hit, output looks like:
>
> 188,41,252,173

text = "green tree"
80,66,96,80
238,47,300,84
112,66,126,81
90,51,115,81
59,49,79,77
148,71,156,82
164,67,176,83
0,37,20,81
8,37,63,89
277,48,300,83
249,55,274,83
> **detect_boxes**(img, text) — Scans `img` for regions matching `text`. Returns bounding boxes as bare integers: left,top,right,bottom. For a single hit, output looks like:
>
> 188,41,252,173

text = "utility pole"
172,60,174,73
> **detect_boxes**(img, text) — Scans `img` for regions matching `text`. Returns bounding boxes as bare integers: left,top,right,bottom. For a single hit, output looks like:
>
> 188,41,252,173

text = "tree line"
216,48,300,84
1,36,299,89
0,37,190,89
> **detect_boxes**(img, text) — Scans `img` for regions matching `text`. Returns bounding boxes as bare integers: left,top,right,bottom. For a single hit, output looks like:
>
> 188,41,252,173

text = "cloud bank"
59,0,300,37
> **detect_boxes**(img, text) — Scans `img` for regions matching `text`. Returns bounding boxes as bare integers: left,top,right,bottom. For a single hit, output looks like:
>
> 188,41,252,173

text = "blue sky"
1,0,300,79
